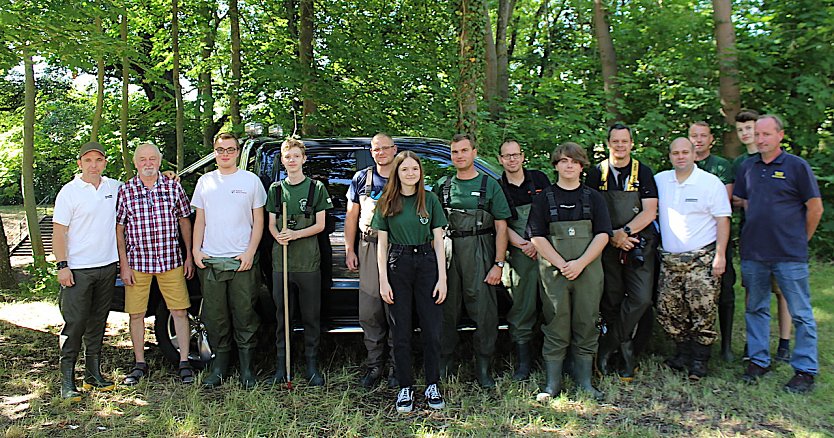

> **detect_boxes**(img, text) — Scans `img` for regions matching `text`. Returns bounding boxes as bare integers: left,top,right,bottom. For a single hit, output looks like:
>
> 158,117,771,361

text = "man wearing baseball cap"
53,141,122,401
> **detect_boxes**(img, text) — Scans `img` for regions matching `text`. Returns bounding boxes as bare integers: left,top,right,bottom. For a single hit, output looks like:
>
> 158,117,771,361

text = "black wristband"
56,261,68,270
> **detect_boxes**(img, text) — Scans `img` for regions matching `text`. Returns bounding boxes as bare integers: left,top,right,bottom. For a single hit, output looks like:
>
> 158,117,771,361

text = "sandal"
178,362,195,384
123,362,149,386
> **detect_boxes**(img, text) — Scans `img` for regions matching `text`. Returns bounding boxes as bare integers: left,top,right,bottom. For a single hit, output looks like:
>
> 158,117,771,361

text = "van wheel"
154,299,212,369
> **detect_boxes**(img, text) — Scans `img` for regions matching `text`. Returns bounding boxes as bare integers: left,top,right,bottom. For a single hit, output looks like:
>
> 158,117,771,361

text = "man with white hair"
116,143,195,385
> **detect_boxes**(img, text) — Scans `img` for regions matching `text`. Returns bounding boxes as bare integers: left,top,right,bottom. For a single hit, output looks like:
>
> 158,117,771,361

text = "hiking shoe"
396,387,414,413
741,362,771,383
688,361,708,381
359,367,382,388
775,343,791,364
784,372,814,394
424,383,445,410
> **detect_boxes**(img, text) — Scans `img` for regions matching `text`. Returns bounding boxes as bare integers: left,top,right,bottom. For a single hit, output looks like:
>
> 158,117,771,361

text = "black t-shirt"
500,169,551,207
585,159,658,199
528,183,613,238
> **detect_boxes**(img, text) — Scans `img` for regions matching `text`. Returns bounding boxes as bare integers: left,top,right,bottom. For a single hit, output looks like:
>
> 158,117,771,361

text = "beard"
140,167,157,177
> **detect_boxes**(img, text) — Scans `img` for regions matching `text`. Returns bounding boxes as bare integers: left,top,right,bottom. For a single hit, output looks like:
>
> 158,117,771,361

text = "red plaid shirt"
116,173,191,273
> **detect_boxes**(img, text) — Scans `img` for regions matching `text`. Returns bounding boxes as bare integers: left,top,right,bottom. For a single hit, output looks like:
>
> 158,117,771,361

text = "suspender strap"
441,174,489,211
581,187,592,220
546,188,559,222
441,176,452,208
477,174,488,210
364,166,373,198
599,158,641,191
304,179,316,218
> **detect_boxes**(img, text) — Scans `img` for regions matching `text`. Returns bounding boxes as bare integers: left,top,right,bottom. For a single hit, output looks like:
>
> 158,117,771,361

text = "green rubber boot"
238,349,257,389
573,356,603,400
202,351,231,389
60,358,82,402
536,360,564,401
83,355,115,391
475,355,496,389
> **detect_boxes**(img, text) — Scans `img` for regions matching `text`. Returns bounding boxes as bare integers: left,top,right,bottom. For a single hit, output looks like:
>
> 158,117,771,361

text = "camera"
619,235,647,267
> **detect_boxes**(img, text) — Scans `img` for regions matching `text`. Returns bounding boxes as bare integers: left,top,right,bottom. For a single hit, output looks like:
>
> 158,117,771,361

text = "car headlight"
245,122,264,137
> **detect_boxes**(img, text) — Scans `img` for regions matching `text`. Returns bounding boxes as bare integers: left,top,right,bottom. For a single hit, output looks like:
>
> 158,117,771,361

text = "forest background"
0,0,833,278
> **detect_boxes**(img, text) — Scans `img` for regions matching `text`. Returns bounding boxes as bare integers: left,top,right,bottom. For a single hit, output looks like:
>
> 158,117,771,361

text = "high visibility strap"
599,158,640,191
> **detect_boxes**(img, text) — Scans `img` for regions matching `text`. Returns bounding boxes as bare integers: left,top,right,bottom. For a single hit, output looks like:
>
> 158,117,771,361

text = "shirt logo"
568,227,576,236
772,171,786,179
470,191,481,197
231,189,248,195
299,198,308,211
685,198,698,203
559,203,576,209
105,194,113,199
419,216,429,225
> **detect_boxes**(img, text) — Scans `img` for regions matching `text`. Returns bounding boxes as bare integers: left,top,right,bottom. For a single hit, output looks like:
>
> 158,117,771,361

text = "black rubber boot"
595,335,617,375
305,355,324,386
573,356,603,400
619,340,637,381
238,349,257,389
688,342,711,381
718,304,735,362
60,358,82,402
83,355,115,391
265,355,288,385
475,355,496,389
202,351,231,388
664,341,691,372
512,343,532,381
536,360,564,400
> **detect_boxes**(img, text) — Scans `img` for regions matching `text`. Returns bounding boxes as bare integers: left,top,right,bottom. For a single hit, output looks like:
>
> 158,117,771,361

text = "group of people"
53,111,822,413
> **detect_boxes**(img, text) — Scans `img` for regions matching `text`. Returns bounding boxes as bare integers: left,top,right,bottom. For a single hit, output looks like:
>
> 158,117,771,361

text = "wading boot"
60,359,82,402
535,360,564,401
265,355,287,385
83,355,115,391
595,335,617,375
512,343,532,381
718,305,735,362
619,340,637,382
664,341,690,372
238,349,257,389
475,355,496,389
202,351,231,389
573,356,603,400
305,355,324,386
688,342,711,381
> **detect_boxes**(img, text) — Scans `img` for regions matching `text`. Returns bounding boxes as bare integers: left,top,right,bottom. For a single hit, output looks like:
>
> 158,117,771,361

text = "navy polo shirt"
733,150,821,262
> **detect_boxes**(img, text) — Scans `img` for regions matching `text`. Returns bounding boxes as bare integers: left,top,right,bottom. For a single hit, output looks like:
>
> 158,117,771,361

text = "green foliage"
19,264,58,302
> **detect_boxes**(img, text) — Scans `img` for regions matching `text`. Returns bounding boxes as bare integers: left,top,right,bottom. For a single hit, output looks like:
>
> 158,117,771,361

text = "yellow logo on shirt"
772,171,786,179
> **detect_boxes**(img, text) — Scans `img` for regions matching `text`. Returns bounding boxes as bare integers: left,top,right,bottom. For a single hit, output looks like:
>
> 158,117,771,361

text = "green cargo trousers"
197,259,261,352
59,262,117,363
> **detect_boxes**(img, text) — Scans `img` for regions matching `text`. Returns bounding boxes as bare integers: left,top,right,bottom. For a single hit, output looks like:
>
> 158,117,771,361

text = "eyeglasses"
371,145,395,154
214,147,239,155
500,153,523,160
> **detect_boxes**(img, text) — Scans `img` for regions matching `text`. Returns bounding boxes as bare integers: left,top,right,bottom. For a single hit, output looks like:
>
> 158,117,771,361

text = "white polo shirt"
53,175,122,269
191,169,267,257
655,166,731,254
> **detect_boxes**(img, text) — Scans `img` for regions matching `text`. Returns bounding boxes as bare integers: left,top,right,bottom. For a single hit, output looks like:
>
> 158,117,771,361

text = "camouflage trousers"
657,245,720,345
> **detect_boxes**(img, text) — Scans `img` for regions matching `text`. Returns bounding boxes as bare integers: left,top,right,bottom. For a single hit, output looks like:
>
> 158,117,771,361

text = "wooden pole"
282,202,291,387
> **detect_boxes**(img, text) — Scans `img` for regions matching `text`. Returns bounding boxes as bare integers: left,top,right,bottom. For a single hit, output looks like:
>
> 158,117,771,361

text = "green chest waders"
538,219,603,361
442,207,499,358
505,203,541,345
273,214,319,273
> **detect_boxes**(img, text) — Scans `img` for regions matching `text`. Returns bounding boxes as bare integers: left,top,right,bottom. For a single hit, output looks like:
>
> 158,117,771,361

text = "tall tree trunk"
21,50,45,267
120,12,134,178
229,0,242,132
483,4,498,119
495,0,515,103
592,0,623,123
198,2,218,150
507,14,519,63
172,0,185,171
299,0,317,135
0,214,15,290
91,15,106,143
456,0,482,141
712,0,741,157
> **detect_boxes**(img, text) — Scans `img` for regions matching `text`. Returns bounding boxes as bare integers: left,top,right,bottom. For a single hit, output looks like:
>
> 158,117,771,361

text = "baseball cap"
78,142,106,159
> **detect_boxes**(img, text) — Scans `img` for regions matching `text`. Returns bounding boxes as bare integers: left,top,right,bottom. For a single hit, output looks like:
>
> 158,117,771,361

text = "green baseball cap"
78,141,106,159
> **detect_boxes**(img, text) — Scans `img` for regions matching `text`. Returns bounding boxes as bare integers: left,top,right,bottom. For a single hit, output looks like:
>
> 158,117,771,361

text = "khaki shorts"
125,266,190,314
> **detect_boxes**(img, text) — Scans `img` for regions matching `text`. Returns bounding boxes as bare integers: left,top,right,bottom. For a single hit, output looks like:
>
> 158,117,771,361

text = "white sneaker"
396,387,414,413
424,383,445,409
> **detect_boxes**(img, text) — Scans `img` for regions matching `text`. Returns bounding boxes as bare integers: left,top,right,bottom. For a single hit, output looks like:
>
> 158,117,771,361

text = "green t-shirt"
371,192,448,245
731,151,756,180
696,154,734,185
265,177,333,219
434,173,512,220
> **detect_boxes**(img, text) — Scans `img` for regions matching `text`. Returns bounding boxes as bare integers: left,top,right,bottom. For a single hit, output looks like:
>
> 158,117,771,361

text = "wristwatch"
623,225,632,236
494,261,505,268
56,261,69,270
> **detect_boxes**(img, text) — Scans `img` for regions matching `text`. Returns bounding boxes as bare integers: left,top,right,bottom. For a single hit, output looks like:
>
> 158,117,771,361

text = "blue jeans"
741,260,818,374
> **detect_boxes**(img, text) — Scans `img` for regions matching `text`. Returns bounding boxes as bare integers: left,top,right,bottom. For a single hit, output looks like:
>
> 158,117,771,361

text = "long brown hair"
378,151,428,218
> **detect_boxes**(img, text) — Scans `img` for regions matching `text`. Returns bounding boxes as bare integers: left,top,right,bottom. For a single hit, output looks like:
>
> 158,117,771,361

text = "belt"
661,241,716,263
390,242,434,254
361,230,378,244
447,227,495,238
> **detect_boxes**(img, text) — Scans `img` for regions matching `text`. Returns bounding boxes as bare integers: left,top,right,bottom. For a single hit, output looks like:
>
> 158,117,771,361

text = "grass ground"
1,262,832,437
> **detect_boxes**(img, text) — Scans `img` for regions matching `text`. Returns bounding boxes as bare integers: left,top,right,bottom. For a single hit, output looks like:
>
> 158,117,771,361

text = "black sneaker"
741,362,771,383
784,372,814,394
775,343,791,364
359,367,382,388
396,387,414,413
424,383,445,410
